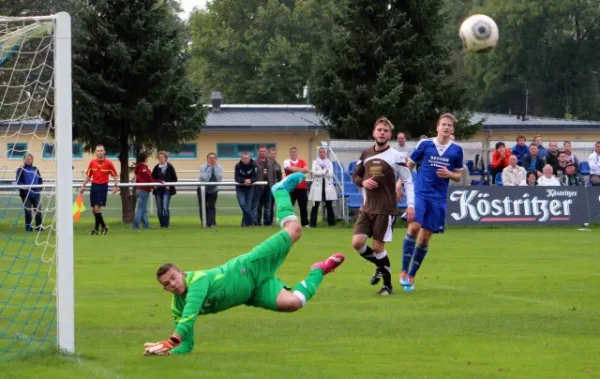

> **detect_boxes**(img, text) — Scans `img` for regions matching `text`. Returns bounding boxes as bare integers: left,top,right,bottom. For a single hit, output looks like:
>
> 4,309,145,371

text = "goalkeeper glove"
143,334,181,356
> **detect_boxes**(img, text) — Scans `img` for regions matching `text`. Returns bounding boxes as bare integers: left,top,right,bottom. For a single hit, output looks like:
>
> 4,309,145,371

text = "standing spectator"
151,151,178,228
198,152,223,227
133,152,160,229
270,147,283,220
395,132,411,162
522,144,545,177
490,142,511,183
79,144,118,235
545,141,561,167
234,152,258,227
563,141,579,167
559,163,586,187
553,152,569,177
253,145,277,226
537,164,561,186
283,147,310,227
522,171,538,186
501,155,527,186
511,135,528,165
532,135,548,159
588,141,600,175
309,147,337,227
16,153,43,231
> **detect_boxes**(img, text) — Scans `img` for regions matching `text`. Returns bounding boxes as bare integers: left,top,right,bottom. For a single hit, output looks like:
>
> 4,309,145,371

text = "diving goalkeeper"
143,173,345,356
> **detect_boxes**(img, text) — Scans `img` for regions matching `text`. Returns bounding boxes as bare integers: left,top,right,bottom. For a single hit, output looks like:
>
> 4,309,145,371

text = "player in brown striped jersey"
351,117,415,295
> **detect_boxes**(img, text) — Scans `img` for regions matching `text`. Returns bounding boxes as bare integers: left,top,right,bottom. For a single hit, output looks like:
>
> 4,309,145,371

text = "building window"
41,143,85,159
106,144,135,159
217,143,276,158
7,143,27,160
169,143,197,159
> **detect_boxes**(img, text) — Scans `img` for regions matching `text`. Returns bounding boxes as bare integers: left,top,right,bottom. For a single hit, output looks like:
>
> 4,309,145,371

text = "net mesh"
0,16,58,362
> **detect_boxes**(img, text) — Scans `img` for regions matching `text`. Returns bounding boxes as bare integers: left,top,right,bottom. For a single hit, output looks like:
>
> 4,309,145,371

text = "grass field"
1,194,600,378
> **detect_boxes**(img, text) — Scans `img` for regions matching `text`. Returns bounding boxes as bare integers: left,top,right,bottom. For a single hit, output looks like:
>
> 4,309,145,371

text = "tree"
310,0,479,140
187,0,335,104
73,0,206,222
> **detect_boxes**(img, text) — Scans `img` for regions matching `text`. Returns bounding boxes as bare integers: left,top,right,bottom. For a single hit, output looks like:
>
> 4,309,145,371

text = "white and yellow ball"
459,14,499,53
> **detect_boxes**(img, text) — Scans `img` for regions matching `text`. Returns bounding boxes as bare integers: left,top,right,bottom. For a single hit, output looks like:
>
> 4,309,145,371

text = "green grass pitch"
1,193,599,378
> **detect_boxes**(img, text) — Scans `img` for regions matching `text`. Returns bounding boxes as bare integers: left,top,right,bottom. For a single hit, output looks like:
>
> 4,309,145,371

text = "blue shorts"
413,196,446,234
90,183,108,207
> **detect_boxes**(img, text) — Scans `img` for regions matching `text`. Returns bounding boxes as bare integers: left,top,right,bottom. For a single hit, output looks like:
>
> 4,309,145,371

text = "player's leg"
400,197,425,286
351,213,380,279
369,215,396,295
98,184,109,235
89,184,103,235
271,172,308,243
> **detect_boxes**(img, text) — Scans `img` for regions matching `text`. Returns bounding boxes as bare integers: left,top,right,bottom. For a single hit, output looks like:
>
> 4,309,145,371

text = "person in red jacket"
283,147,310,227
490,142,512,184
133,152,162,229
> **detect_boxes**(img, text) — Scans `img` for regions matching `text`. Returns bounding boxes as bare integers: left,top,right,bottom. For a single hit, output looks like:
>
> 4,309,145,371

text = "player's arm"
397,166,415,206
449,148,465,182
351,156,365,187
407,140,426,171
79,162,93,193
109,162,119,192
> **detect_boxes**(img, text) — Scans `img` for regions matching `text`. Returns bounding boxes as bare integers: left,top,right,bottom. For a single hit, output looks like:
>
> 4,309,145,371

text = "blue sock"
408,244,428,277
402,234,416,272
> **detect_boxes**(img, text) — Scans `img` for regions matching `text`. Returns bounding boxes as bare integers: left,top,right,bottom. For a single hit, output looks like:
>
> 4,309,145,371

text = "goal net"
0,13,73,362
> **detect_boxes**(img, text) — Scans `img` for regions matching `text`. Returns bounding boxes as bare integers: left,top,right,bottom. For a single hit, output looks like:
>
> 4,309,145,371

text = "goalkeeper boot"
311,253,345,275
370,267,382,285
399,271,410,287
404,276,415,292
271,173,306,195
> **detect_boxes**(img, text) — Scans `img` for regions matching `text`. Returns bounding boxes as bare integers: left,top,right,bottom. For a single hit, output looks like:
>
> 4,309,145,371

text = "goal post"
0,12,74,361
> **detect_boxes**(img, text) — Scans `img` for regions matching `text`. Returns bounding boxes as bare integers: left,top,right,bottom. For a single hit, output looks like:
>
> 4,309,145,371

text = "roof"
471,112,600,130
204,104,326,131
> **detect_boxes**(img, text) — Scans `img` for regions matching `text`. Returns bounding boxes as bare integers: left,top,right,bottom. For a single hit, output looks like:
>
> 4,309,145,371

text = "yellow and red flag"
72,194,86,222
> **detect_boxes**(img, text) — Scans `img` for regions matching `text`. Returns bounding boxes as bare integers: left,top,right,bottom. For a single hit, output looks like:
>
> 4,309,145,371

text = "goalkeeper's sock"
356,244,378,266
98,212,106,228
402,234,417,272
292,269,324,307
94,213,101,231
408,244,429,277
375,250,392,288
274,190,297,227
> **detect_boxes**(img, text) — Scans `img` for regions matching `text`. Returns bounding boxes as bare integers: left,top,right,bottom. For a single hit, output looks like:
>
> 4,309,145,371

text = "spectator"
490,142,511,183
563,141,579,166
522,171,538,186
269,147,283,219
419,135,428,140
253,145,278,226
151,151,178,228
590,175,600,186
395,132,411,162
309,147,337,227
133,152,160,230
559,163,586,187
16,153,43,231
532,135,548,159
588,141,600,175
537,164,561,186
522,144,545,177
511,135,528,165
198,152,223,228
501,155,527,186
283,147,310,227
553,152,569,177
234,152,258,227
545,141,561,167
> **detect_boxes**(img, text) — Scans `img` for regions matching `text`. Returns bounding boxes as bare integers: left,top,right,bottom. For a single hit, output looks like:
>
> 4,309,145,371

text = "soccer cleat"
90,230,98,236
404,276,415,292
377,286,393,296
370,268,382,285
271,173,306,195
101,226,109,235
311,253,345,275
399,271,410,286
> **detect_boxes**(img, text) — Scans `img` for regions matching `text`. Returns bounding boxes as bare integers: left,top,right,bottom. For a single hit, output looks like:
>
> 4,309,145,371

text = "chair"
342,181,360,195
579,161,590,175
347,193,363,209
495,172,503,186
466,160,484,175
347,161,357,175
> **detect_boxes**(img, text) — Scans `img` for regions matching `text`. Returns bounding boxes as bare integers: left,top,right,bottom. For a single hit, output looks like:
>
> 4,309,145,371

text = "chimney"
211,91,222,112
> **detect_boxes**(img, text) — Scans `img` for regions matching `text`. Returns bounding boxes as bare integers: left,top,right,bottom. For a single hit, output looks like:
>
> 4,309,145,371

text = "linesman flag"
72,194,86,222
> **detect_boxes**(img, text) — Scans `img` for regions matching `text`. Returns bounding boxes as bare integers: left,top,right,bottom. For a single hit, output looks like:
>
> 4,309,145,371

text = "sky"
179,0,208,18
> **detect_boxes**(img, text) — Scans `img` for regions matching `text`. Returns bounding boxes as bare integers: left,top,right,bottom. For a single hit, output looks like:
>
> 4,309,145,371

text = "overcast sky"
179,0,208,18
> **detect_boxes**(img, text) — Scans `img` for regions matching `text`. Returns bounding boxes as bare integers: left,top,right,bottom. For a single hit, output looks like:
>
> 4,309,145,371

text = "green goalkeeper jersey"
170,261,255,354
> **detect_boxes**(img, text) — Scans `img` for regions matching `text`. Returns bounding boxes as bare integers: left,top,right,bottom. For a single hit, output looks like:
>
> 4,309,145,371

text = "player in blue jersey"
400,113,464,292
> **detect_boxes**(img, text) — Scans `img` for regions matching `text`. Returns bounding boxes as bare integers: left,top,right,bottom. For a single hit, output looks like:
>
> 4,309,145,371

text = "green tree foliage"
187,0,335,103
73,0,206,221
310,0,478,140
463,0,600,120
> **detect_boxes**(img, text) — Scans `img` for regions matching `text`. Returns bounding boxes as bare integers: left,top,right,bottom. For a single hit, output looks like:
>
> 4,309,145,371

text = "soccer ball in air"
459,14,499,53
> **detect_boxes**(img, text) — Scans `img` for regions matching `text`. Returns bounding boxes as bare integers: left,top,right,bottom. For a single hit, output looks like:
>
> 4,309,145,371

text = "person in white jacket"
501,155,527,186
588,141,600,175
537,164,561,186
308,147,338,227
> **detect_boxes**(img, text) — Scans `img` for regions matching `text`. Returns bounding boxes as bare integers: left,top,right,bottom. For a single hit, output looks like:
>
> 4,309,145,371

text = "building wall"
0,130,329,181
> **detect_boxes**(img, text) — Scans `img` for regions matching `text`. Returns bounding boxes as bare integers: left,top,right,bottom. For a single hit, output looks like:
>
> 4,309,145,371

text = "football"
459,14,499,53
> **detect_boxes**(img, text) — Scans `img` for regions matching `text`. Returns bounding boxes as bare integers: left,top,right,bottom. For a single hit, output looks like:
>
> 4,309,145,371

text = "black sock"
98,213,106,228
94,213,100,231
357,244,378,266
376,251,392,288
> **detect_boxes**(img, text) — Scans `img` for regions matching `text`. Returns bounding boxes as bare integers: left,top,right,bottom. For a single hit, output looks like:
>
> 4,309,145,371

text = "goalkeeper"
144,173,345,356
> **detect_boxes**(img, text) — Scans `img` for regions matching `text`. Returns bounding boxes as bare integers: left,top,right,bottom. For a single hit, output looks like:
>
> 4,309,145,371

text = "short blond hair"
374,116,394,131
437,113,457,127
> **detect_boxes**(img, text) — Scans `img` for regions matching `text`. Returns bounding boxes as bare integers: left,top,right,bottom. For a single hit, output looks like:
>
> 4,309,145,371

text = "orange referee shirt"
85,158,118,184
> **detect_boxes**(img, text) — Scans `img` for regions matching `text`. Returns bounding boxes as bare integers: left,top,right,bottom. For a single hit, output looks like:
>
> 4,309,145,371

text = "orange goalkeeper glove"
143,334,181,356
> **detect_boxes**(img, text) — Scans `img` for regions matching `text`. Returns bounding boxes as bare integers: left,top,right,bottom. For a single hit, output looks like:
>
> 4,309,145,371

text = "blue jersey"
409,138,464,202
